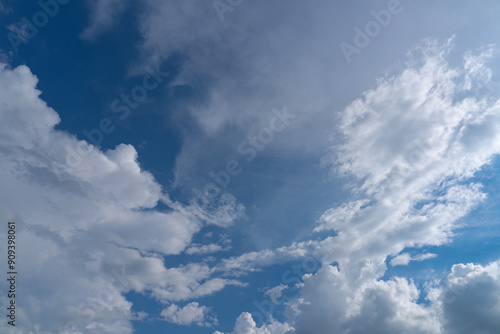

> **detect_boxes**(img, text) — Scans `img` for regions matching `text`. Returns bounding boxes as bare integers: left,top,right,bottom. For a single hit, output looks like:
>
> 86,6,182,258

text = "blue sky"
1,0,500,333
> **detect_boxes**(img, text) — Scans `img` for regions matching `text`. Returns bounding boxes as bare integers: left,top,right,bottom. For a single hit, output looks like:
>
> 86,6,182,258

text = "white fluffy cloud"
290,39,500,334
205,38,500,334
0,63,245,333
317,38,499,268
161,302,216,327
291,258,500,334
214,312,293,334
438,260,500,334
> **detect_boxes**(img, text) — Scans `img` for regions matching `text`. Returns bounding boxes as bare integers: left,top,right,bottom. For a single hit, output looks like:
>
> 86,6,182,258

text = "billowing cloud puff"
292,265,440,334
0,63,242,333
290,39,500,334
214,312,293,334
161,302,216,327
437,260,500,334
390,252,437,267
317,38,499,270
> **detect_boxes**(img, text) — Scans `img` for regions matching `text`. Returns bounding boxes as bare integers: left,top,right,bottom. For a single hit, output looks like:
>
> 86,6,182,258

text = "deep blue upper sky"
1,1,500,333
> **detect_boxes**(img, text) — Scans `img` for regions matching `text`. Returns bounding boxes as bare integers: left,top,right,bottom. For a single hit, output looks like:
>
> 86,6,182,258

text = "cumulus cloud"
248,39,500,334
214,312,293,334
161,302,216,327
204,37,500,334
283,39,500,333
316,38,499,270
291,265,441,334
0,63,244,333
291,259,500,334
438,260,500,334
